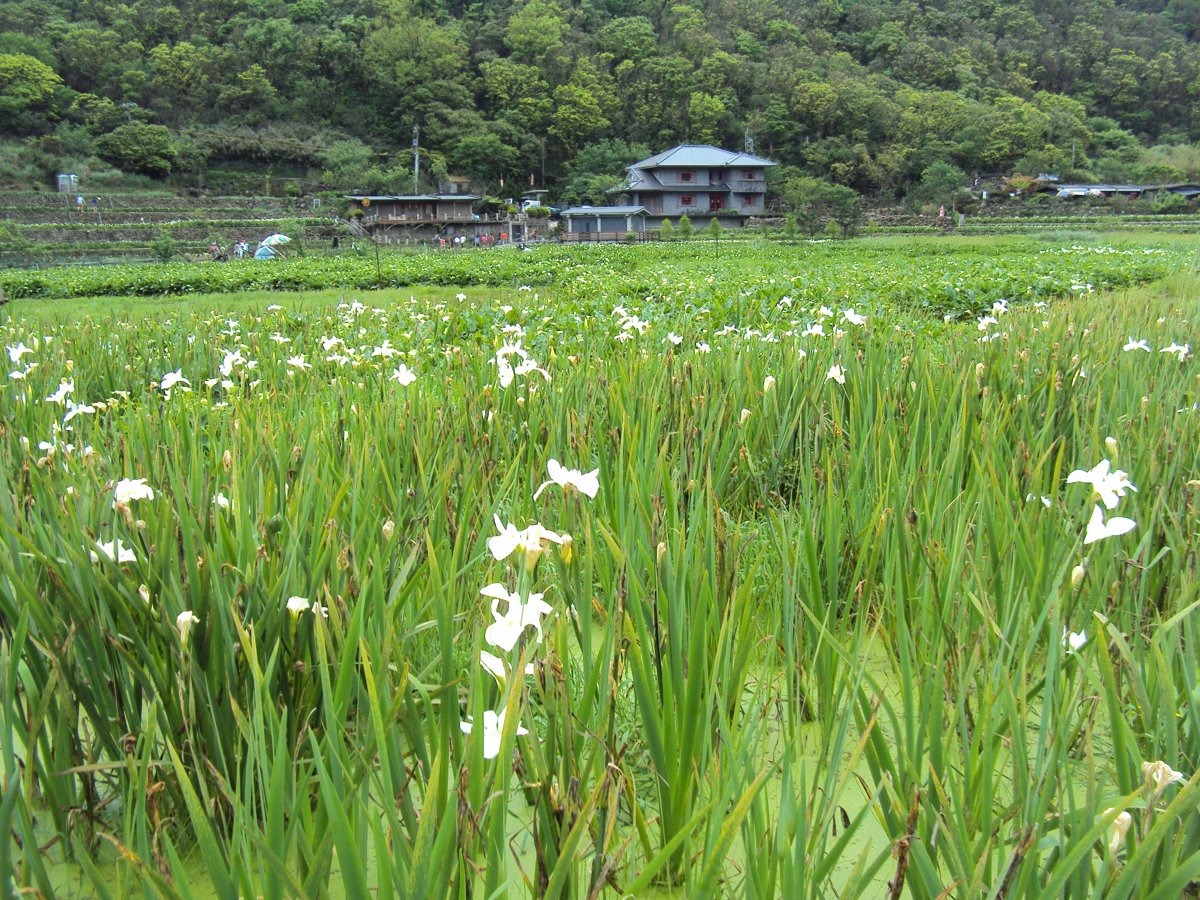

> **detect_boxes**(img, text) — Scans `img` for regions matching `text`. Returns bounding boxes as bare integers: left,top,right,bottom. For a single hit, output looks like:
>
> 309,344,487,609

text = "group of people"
209,240,255,261
435,232,507,249
207,232,511,259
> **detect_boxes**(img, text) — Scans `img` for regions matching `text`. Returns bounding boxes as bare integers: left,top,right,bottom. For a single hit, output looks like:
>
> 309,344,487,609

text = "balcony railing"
362,212,513,225
724,180,766,192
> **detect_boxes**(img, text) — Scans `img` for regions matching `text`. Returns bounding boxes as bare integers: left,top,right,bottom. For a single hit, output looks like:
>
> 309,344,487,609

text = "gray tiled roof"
625,169,663,188
630,145,776,169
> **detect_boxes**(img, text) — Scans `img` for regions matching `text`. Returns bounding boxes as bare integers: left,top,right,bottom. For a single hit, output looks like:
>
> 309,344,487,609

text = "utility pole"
412,124,420,194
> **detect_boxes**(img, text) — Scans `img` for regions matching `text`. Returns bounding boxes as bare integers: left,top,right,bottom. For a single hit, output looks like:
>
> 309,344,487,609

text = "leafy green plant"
149,229,179,262
0,237,1196,898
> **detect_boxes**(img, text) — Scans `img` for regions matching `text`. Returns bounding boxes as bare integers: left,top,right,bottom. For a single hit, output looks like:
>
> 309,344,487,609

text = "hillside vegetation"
3,0,1200,199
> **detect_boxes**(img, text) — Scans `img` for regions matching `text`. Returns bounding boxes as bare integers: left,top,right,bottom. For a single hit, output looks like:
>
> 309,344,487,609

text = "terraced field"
0,192,337,265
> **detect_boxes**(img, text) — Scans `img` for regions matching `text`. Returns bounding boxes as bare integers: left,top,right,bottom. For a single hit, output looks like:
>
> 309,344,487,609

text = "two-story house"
560,145,775,237
624,145,774,223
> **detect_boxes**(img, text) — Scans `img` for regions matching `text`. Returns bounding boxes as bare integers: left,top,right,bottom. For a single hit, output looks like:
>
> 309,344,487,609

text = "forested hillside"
2,0,1200,200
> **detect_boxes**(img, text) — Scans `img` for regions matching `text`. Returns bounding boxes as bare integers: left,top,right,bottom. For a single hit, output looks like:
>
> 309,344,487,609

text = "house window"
740,194,756,206
680,195,694,206
679,171,693,183
741,171,756,179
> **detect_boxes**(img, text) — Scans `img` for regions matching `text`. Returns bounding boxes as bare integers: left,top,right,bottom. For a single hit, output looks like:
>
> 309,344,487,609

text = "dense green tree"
792,82,838,139
0,52,63,132
558,138,648,204
361,12,472,144
782,174,863,234
452,132,519,184
549,61,618,154
782,175,835,234
94,122,177,176
1152,189,1190,211
687,92,725,144
910,161,967,206
595,17,658,62
1166,0,1200,37
217,66,278,113
825,182,864,235
145,41,224,113
667,5,716,64
54,27,123,92
615,54,693,147
504,0,569,65
321,138,377,186
1093,50,1149,131
0,32,54,64
480,59,552,133
980,95,1050,168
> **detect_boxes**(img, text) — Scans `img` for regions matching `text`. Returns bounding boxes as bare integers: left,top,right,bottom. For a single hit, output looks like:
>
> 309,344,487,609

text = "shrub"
1152,191,1190,214
150,230,179,262
94,124,178,177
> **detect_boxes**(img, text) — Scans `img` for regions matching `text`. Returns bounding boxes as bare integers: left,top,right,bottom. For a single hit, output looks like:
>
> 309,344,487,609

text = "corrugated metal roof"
560,205,648,216
1041,181,1200,196
1052,184,1145,193
630,145,776,169
346,194,480,201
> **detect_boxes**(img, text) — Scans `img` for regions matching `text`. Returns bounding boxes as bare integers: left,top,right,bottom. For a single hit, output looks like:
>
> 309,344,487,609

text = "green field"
1,238,1198,897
